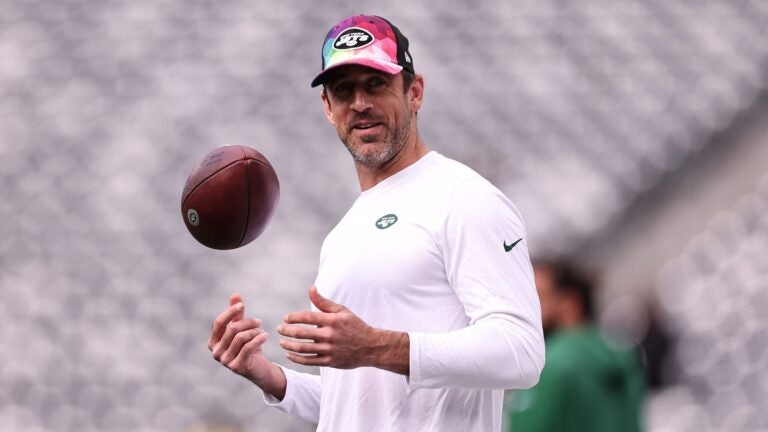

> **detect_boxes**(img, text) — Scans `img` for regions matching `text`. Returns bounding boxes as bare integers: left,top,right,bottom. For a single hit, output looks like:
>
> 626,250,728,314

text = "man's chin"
352,151,388,166
347,145,393,166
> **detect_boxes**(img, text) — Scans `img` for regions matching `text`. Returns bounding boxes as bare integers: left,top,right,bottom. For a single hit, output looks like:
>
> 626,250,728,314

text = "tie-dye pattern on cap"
311,15,411,87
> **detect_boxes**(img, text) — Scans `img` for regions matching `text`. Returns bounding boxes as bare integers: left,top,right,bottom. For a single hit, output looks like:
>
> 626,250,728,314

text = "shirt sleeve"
408,178,545,390
262,365,322,423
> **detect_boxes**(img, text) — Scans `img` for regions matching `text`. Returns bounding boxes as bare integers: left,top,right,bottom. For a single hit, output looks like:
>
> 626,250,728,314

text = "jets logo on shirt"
375,214,398,229
333,28,374,50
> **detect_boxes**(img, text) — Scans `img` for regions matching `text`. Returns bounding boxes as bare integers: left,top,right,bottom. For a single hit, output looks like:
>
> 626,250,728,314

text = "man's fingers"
221,327,265,364
285,352,331,367
208,302,245,350
229,293,245,321
211,318,261,358
229,331,270,373
241,331,269,355
229,293,243,306
276,324,326,341
279,339,331,355
283,311,328,326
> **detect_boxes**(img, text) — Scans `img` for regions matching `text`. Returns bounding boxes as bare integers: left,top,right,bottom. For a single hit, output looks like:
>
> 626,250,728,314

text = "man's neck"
355,137,430,191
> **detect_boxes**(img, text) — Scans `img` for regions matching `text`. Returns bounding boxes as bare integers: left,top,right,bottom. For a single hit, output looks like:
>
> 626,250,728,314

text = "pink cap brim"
311,58,404,87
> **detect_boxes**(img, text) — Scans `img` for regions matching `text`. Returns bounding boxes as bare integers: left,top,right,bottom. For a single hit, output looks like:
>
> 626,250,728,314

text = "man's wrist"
369,329,410,376
250,363,288,401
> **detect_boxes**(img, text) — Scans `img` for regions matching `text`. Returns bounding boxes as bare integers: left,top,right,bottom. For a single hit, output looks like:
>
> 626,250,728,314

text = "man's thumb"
309,286,343,313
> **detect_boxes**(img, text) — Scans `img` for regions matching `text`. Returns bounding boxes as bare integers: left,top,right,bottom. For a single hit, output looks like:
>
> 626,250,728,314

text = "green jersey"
506,326,645,432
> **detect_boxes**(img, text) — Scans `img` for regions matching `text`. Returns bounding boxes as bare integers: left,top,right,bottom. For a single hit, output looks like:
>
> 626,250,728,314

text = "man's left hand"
277,286,409,374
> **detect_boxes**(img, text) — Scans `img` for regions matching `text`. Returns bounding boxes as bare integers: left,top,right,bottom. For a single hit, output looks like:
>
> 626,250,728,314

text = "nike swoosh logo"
504,238,523,252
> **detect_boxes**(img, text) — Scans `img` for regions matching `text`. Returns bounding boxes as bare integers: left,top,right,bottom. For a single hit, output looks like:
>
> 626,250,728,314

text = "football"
181,145,280,250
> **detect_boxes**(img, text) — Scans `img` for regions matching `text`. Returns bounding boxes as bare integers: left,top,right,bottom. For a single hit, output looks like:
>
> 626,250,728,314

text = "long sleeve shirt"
265,151,545,431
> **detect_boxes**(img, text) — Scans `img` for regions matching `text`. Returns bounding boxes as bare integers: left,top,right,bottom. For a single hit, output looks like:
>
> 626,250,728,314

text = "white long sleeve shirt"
265,151,544,431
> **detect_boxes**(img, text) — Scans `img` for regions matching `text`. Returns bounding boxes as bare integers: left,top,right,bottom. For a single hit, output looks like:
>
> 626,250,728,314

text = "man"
506,261,645,432
207,15,545,431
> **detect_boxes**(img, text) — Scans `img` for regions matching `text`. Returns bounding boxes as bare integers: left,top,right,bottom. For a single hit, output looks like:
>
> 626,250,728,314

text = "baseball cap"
310,15,415,88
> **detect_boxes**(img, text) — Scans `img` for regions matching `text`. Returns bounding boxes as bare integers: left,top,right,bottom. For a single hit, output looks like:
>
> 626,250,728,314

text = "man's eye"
369,79,386,88
333,83,351,94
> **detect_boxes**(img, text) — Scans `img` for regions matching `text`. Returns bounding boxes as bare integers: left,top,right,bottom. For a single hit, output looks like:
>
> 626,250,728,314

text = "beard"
340,112,412,167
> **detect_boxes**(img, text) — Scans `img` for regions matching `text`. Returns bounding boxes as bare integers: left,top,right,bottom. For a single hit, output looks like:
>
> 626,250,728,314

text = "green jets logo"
375,214,398,230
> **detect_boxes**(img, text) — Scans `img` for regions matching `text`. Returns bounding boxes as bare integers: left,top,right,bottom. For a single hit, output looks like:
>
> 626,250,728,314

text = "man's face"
321,66,419,167
534,265,560,335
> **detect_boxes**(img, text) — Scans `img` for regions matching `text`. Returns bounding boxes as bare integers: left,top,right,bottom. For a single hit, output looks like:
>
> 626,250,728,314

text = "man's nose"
350,89,372,112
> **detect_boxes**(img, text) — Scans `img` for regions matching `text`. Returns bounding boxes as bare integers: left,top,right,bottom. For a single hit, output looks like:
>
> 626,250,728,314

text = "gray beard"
343,115,411,167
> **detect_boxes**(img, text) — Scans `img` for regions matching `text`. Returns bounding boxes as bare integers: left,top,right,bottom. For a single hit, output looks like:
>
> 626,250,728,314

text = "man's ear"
409,74,425,113
321,89,336,126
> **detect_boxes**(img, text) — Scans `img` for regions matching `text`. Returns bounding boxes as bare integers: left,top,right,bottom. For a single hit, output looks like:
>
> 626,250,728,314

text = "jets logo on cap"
333,27,374,50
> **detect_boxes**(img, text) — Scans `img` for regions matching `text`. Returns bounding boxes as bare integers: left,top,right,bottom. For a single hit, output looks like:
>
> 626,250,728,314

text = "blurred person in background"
206,14,545,432
506,260,645,432
638,300,674,391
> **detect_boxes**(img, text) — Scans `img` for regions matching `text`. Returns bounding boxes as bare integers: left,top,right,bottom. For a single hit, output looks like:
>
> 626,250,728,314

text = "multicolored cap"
310,15,415,88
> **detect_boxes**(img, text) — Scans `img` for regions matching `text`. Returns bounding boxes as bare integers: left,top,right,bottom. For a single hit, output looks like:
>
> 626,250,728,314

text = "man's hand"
208,294,287,400
277,286,410,375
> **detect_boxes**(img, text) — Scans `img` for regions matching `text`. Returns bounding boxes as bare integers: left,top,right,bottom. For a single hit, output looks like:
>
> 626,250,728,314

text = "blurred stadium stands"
645,171,768,431
0,0,766,431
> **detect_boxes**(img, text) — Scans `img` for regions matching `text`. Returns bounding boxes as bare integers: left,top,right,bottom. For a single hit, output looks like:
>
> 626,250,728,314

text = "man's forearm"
408,317,544,389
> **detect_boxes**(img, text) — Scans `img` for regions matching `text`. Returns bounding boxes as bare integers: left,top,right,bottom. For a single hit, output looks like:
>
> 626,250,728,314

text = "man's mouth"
353,122,381,130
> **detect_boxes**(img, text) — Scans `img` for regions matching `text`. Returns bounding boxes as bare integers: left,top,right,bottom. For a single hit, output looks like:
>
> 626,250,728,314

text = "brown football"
181,145,280,250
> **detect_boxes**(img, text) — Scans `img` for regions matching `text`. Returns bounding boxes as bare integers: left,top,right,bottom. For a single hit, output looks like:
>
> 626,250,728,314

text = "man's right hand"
208,293,287,400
